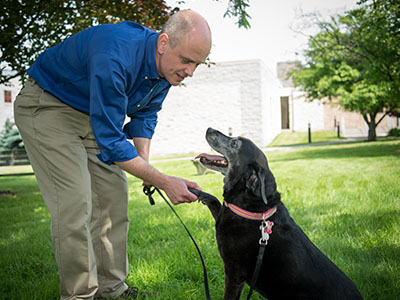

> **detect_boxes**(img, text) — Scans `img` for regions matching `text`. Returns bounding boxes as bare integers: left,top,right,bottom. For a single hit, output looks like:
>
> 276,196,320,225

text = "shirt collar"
144,32,163,81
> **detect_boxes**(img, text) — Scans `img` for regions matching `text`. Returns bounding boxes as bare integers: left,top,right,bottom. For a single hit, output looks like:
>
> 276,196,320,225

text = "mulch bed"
0,190,16,196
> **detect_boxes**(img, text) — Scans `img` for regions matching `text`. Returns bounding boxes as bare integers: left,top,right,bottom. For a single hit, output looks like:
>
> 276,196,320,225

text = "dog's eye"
230,139,239,148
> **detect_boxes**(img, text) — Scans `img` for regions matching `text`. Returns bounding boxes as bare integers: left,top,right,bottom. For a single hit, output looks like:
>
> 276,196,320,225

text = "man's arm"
133,137,154,187
115,156,200,204
116,137,199,204
133,137,151,162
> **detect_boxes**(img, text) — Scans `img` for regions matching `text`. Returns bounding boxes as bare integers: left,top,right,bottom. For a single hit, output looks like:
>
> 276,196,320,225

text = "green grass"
1,138,399,299
268,130,344,147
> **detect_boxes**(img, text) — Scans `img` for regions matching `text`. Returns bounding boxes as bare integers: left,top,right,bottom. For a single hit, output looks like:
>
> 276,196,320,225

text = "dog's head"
196,128,277,205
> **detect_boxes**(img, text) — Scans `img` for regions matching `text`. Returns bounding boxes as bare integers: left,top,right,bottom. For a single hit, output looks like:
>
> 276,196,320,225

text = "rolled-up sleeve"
88,54,139,165
123,86,169,139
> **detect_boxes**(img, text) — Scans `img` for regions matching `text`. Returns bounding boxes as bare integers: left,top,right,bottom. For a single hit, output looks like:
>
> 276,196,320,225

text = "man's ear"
246,164,268,205
157,33,170,54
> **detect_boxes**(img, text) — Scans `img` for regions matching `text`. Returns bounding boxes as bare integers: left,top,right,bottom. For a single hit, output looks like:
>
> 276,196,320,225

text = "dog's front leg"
189,188,222,220
223,275,245,300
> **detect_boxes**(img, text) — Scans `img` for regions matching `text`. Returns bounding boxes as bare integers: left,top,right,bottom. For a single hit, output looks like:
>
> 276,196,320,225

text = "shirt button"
144,76,148,80
137,104,141,107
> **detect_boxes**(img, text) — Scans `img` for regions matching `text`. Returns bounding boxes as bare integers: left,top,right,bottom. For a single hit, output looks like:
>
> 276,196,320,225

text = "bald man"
14,10,212,300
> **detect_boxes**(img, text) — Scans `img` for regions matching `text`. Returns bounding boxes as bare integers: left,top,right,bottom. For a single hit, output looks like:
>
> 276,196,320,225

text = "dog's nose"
206,128,217,135
206,128,219,140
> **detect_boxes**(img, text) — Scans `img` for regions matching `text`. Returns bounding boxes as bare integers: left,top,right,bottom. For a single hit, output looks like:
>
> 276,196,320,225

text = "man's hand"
115,156,201,205
162,176,201,205
142,181,152,188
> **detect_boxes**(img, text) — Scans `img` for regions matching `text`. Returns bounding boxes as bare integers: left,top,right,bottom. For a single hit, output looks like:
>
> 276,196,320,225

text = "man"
14,9,211,300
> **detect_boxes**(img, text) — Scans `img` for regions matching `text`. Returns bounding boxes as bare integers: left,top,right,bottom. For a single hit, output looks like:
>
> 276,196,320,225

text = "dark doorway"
280,96,289,129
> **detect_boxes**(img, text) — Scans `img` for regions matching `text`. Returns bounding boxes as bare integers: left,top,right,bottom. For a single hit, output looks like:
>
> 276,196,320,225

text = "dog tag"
259,221,274,245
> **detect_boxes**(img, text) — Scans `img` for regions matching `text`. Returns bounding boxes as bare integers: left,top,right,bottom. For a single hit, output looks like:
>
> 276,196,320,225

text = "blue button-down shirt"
27,21,171,164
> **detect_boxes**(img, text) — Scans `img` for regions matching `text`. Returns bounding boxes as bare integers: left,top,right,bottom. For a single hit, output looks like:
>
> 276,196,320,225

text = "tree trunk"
368,121,377,141
362,113,377,141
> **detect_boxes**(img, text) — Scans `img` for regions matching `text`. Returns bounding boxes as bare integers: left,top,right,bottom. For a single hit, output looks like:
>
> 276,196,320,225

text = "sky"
166,0,359,75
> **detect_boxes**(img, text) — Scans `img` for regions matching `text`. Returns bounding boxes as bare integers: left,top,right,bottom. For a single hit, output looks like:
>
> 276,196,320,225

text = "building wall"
151,60,282,156
276,62,399,136
285,93,397,136
291,91,325,132
152,79,242,155
260,61,282,145
323,101,398,137
279,88,325,132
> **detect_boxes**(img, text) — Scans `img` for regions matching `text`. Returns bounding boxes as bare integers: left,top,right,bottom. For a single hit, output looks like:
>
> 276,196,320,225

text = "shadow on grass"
329,241,400,300
0,185,58,300
305,208,399,299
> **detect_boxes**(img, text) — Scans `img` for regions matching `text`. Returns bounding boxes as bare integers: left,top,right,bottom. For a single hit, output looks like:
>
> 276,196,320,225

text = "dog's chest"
215,212,263,259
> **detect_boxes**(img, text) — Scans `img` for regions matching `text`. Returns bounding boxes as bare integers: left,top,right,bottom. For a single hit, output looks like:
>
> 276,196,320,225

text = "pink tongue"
195,153,225,161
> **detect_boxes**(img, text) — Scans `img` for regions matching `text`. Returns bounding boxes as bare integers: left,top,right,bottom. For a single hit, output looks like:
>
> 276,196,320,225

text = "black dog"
192,128,363,300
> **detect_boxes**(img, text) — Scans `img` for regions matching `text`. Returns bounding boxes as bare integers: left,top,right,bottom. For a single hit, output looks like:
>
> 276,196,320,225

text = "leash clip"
259,220,274,245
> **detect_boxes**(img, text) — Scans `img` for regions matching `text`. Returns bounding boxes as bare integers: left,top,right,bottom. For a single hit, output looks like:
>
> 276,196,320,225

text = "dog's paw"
188,188,202,197
188,188,218,205
188,188,206,204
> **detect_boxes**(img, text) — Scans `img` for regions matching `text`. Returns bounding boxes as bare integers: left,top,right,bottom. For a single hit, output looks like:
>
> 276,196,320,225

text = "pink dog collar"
224,201,277,221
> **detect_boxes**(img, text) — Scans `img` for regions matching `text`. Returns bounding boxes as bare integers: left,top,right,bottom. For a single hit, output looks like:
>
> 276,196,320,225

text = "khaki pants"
14,80,130,300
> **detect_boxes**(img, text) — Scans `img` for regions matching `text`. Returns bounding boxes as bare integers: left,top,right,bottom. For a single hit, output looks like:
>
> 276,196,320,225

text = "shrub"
388,128,400,137
0,118,24,151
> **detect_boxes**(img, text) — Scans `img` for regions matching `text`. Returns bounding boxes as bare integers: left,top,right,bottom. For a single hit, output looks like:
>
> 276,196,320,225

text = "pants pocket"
14,80,43,112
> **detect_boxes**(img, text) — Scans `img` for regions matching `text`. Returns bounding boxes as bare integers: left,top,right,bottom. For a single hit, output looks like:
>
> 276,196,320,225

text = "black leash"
143,186,212,300
246,218,274,300
246,243,267,300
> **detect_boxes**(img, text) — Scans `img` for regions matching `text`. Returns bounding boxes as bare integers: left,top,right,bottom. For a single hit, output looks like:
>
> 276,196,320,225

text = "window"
4,90,12,103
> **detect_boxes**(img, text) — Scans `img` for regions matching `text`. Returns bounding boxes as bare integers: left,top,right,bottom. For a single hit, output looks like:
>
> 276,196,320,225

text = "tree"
0,0,251,85
291,0,400,141
0,0,179,85
219,0,251,29
0,119,24,151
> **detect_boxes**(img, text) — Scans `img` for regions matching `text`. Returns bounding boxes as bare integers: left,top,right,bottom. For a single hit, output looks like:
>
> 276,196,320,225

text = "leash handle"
144,187,212,300
143,186,155,205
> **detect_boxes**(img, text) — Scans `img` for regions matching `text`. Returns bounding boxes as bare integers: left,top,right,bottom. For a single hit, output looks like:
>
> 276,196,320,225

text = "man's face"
156,33,211,86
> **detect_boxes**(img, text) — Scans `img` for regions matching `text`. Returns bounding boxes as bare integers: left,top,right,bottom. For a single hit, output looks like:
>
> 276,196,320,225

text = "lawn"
0,138,399,299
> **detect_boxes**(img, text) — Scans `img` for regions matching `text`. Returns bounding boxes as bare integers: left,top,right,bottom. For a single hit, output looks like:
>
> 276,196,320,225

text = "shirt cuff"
123,118,157,139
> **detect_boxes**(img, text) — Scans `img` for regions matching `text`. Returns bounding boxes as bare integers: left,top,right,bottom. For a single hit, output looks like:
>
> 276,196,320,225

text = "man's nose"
184,63,197,77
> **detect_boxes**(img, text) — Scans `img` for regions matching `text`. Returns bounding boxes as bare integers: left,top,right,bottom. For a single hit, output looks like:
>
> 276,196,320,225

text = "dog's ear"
246,164,268,205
